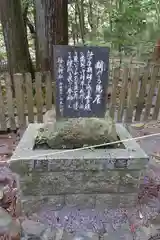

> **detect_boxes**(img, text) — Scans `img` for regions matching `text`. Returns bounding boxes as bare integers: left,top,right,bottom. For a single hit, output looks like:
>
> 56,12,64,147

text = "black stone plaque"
53,45,110,118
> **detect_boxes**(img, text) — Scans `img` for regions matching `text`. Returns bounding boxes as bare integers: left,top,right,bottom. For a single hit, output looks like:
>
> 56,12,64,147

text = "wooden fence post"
143,65,159,121
25,72,34,123
45,71,52,111
35,72,43,122
152,80,160,120
135,67,150,121
125,67,140,122
117,67,129,122
109,68,120,118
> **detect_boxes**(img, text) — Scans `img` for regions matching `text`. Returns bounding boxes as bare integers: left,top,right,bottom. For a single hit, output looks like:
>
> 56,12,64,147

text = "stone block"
134,225,160,240
96,193,138,208
118,170,141,193
10,123,149,212
73,232,99,240
102,230,133,240
22,220,46,238
65,194,96,208
21,195,65,215
20,170,142,196
10,123,149,173
20,171,120,196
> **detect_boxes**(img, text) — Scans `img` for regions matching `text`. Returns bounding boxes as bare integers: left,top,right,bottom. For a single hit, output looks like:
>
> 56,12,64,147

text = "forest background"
0,0,159,76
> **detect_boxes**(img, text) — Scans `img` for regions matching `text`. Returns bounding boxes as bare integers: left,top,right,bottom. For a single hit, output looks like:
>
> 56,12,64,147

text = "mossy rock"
34,113,118,149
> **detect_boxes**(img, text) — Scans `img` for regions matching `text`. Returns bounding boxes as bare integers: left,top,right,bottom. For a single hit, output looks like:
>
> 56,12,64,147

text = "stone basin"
10,123,149,215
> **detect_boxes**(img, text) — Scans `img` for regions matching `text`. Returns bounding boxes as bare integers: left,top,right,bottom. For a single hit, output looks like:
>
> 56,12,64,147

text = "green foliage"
21,0,33,8
104,0,147,48
68,0,160,60
1,0,160,63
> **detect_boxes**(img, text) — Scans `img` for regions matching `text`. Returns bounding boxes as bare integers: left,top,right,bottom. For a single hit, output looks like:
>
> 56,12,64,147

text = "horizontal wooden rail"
0,65,159,131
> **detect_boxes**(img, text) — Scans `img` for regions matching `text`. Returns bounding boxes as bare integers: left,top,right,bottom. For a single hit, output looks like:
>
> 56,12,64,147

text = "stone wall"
17,166,142,214
20,170,140,195
10,123,149,215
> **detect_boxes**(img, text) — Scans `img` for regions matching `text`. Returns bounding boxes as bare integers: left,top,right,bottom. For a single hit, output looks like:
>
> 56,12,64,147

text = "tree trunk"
0,0,33,77
34,0,49,71
23,2,35,78
88,0,96,41
75,0,85,44
45,0,68,70
75,3,79,43
34,0,68,72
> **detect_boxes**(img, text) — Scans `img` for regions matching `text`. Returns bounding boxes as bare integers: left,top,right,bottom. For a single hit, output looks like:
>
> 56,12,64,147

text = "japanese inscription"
57,56,65,115
54,46,110,118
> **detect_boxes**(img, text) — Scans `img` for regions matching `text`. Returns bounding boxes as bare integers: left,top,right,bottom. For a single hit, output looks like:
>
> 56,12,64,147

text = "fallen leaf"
131,123,145,130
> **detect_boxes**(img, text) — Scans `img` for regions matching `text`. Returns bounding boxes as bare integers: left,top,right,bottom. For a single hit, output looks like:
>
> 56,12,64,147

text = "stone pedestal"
10,123,149,215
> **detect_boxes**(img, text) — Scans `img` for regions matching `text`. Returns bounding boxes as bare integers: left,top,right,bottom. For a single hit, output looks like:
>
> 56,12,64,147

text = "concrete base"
10,123,149,213
11,123,149,171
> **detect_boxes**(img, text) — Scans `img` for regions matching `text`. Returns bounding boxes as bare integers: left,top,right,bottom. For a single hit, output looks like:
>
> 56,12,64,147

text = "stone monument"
10,46,149,239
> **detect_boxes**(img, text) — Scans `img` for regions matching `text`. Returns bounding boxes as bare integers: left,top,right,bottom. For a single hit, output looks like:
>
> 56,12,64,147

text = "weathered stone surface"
10,157,149,175
102,229,133,240
127,157,149,170
102,220,133,239
119,193,138,207
10,219,21,239
11,123,149,215
22,220,46,237
22,195,65,215
20,170,142,196
150,214,160,225
61,231,75,240
20,171,120,195
96,194,119,209
134,225,160,240
65,194,96,208
10,123,149,174
96,193,138,208
41,229,54,240
42,228,74,240
46,195,65,209
35,114,119,149
73,231,99,240
0,206,13,230
118,171,141,193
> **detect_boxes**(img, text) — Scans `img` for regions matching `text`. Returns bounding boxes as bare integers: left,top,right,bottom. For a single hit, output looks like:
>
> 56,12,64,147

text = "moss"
34,113,120,149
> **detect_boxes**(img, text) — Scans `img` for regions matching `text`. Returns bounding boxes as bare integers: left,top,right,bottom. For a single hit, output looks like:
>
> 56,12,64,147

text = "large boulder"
35,112,118,149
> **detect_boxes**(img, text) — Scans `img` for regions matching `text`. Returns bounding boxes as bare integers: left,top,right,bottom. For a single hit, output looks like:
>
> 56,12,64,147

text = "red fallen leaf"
130,224,136,232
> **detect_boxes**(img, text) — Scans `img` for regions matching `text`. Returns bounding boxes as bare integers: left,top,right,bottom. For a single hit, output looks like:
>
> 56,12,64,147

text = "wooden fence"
0,65,160,132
